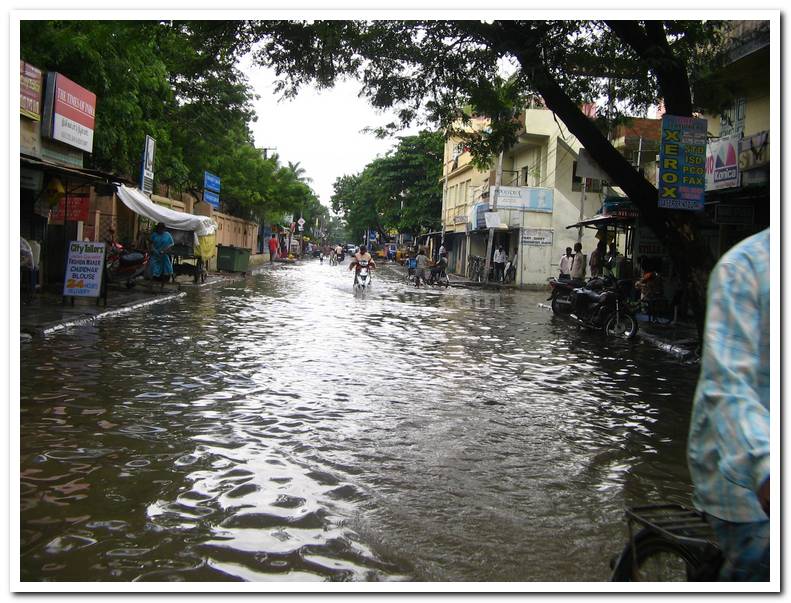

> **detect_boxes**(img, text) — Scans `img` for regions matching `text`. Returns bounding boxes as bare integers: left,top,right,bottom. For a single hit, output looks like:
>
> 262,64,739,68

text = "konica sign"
705,136,740,191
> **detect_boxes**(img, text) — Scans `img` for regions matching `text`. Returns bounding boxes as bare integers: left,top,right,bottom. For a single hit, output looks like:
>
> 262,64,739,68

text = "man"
589,241,606,278
438,242,446,258
349,244,376,284
687,228,770,581
268,234,279,262
570,242,586,281
414,247,429,287
335,243,344,262
493,245,507,282
558,247,573,280
430,252,448,282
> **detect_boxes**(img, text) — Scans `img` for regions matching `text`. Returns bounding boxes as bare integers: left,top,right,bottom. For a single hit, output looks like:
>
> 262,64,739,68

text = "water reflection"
20,260,699,582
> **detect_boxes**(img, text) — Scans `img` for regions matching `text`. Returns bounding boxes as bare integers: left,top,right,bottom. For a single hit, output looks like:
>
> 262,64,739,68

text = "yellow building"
440,108,605,287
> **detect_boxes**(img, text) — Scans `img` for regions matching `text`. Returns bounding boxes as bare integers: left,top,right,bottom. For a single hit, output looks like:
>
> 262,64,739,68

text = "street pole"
483,149,504,283
577,176,587,244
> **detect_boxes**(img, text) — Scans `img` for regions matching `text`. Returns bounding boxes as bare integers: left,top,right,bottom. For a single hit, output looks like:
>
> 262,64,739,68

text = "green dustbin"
216,245,251,273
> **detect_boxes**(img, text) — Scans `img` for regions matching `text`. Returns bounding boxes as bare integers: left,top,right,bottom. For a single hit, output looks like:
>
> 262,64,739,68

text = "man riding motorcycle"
349,244,376,284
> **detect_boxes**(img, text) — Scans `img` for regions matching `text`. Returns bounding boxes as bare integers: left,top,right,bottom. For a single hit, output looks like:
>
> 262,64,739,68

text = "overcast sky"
241,56,420,210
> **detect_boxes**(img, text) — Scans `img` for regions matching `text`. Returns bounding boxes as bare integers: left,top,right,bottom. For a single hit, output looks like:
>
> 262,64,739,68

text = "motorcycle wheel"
604,313,639,339
551,292,572,315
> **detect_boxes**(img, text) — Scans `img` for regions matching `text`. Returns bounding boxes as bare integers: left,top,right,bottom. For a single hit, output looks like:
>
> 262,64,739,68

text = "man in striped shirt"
687,228,770,581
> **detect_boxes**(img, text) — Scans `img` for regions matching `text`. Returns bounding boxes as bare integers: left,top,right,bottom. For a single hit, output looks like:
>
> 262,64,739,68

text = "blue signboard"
203,189,220,208
204,171,221,193
658,115,707,211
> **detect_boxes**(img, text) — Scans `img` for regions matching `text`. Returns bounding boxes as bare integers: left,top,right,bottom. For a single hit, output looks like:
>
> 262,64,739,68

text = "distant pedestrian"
570,242,586,281
268,234,279,262
493,245,507,282
414,248,429,287
558,247,573,280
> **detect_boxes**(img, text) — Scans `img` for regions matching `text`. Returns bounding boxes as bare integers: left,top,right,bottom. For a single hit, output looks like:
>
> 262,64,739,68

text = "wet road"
19,259,701,582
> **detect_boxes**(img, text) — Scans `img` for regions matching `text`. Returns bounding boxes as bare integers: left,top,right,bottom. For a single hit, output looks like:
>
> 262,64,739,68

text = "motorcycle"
106,242,149,288
566,277,638,339
353,259,372,295
547,276,586,314
425,268,450,288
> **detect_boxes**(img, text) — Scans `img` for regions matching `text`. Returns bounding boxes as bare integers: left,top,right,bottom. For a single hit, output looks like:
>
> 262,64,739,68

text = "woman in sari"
149,222,174,285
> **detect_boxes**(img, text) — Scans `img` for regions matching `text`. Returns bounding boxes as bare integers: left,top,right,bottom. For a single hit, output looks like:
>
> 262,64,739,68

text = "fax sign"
657,115,707,211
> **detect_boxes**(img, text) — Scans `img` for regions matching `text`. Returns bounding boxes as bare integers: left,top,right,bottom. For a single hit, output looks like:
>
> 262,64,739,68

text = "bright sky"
241,56,420,209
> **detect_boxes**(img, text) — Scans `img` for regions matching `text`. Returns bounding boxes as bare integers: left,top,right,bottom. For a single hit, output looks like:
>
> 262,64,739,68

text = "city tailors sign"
657,115,707,211
63,241,106,298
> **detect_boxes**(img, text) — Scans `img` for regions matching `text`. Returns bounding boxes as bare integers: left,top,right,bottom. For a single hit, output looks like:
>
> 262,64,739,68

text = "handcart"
166,227,216,284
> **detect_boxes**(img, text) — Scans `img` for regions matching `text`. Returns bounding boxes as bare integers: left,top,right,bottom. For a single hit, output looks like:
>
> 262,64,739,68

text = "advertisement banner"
705,136,740,191
63,241,106,298
657,115,707,210
493,186,553,213
141,135,156,194
42,72,97,152
50,194,91,223
20,61,43,120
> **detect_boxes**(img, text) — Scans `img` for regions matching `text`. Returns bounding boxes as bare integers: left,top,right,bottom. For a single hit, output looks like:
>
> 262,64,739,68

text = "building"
440,108,605,287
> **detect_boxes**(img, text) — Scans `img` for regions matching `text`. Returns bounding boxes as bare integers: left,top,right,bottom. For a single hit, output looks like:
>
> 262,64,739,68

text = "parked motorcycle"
566,277,638,339
547,276,585,314
353,259,372,295
106,242,149,288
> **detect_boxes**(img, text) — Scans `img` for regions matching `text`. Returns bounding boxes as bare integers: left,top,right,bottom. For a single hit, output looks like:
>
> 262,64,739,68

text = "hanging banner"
50,194,91,223
657,115,707,211
63,241,106,298
705,136,740,191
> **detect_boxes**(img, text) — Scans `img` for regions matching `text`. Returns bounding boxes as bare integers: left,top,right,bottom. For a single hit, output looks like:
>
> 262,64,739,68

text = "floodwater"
19,259,701,582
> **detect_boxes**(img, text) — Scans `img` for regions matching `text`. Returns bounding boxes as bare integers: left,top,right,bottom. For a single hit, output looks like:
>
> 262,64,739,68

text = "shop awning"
116,184,217,244
566,214,635,230
21,154,132,187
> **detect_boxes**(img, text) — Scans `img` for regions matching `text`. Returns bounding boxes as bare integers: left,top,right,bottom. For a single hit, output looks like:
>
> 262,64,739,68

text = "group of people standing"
557,240,620,282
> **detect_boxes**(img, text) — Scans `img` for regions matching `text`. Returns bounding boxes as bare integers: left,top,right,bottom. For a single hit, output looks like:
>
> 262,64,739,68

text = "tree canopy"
20,20,320,225
330,130,444,241
243,18,729,328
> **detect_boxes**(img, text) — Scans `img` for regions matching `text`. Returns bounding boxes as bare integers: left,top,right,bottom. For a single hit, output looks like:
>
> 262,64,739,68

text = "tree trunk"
527,65,713,335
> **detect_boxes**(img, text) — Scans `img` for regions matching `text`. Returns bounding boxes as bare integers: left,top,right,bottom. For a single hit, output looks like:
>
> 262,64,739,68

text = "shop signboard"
602,196,639,219
203,189,220,208
141,135,156,194
715,204,754,226
495,186,553,213
738,131,769,171
520,228,553,246
41,72,97,153
50,194,91,223
63,241,106,298
20,61,43,121
657,115,707,211
705,136,740,191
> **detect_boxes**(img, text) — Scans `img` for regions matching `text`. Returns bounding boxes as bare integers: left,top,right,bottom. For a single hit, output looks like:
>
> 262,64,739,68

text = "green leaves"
331,130,443,239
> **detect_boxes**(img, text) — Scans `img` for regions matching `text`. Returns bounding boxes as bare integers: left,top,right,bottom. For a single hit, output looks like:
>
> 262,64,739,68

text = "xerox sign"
42,72,97,153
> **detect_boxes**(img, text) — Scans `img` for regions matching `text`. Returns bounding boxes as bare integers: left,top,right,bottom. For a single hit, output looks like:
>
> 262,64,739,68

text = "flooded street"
20,260,701,582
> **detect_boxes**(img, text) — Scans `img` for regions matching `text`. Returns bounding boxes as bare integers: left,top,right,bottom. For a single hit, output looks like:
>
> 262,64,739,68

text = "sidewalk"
19,257,291,338
634,315,700,362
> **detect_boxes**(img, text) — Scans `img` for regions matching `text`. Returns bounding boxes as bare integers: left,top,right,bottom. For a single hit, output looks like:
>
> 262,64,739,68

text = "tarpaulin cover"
116,184,217,247
195,234,217,260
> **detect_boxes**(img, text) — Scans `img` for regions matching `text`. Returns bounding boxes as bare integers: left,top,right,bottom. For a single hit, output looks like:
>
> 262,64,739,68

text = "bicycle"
468,255,485,283
609,504,722,581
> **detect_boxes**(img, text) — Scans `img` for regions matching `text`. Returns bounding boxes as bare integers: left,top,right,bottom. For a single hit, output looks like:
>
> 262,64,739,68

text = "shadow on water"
19,260,700,582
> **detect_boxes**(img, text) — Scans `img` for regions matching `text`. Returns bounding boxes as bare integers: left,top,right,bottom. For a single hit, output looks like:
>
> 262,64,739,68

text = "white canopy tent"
115,184,217,247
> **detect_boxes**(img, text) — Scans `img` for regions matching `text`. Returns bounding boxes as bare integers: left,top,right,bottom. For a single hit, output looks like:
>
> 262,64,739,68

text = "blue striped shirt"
688,229,770,523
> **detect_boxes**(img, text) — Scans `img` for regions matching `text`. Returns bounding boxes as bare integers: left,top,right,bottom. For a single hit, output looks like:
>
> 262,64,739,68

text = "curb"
29,292,187,337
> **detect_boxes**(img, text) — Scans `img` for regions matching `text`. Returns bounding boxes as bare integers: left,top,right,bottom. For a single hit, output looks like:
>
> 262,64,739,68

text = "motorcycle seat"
120,252,144,265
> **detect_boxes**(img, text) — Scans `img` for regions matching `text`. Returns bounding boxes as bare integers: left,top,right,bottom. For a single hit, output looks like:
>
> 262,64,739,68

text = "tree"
330,131,443,241
246,19,727,331
20,20,319,227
